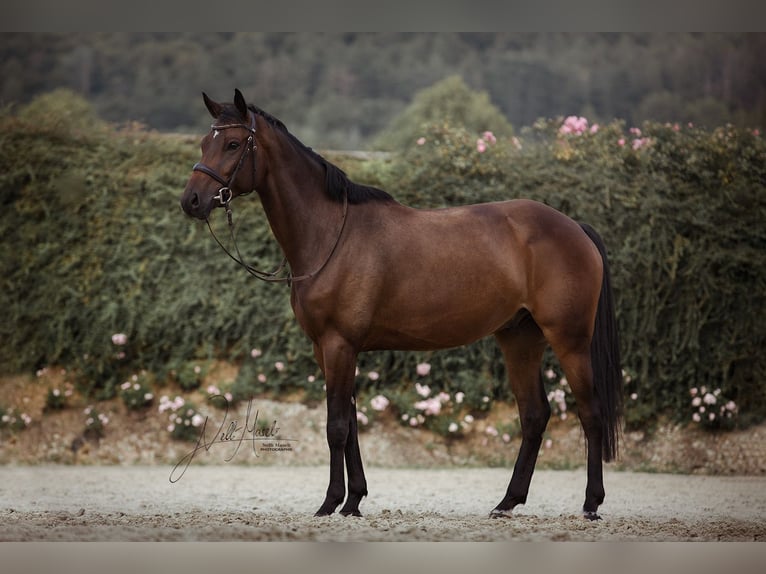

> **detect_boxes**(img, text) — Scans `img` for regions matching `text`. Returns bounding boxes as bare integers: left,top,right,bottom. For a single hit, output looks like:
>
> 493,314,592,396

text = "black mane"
218,104,395,205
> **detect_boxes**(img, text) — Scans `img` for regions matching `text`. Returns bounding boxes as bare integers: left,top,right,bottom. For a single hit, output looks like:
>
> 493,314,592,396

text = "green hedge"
1,93,764,428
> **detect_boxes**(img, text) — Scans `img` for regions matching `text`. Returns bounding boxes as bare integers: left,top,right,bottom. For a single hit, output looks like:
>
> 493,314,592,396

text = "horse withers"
180,89,622,520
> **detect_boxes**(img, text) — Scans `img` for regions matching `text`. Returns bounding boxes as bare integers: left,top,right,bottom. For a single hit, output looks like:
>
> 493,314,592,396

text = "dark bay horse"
180,89,622,520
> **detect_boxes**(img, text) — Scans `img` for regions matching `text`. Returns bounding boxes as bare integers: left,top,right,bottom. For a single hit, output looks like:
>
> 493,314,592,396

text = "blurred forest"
1,33,764,149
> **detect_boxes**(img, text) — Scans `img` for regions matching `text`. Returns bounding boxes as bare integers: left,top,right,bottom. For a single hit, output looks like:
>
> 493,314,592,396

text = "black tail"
580,223,623,462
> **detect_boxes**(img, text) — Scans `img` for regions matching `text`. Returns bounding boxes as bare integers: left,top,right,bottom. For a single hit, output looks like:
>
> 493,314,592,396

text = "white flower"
367,371,380,381
464,415,474,424
191,414,205,427
415,383,430,398
448,422,459,433
250,348,262,358
692,413,701,422
144,393,153,401
416,362,431,377
356,411,369,425
703,393,717,405
370,395,390,412
455,392,465,404
274,361,285,372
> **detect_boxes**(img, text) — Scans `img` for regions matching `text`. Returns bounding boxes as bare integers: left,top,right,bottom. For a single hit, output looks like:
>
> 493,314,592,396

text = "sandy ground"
1,465,764,541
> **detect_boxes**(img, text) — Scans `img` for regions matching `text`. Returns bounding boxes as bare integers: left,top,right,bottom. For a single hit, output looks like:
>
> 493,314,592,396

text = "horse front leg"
314,336,365,517
338,390,368,516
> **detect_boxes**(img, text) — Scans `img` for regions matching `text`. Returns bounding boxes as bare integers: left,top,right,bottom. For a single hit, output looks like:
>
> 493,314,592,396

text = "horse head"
180,89,260,220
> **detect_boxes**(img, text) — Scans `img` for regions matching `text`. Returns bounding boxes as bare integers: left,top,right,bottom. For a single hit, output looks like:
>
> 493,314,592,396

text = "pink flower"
274,361,285,372
476,138,487,153
111,333,127,346
416,363,431,377
409,417,418,427
617,138,626,147
370,395,389,412
560,116,589,136
482,131,497,145
692,413,701,422
753,129,761,137
590,123,599,134
356,411,369,425
629,127,642,136
250,348,262,358
416,137,426,146
544,439,553,449
485,426,498,437
367,371,380,381
415,383,430,397
257,373,267,383
414,397,442,416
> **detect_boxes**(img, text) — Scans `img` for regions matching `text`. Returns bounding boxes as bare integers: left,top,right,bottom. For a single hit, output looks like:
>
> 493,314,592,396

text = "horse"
180,89,622,521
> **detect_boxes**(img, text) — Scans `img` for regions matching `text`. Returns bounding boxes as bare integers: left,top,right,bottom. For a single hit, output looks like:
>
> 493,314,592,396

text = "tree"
373,75,513,150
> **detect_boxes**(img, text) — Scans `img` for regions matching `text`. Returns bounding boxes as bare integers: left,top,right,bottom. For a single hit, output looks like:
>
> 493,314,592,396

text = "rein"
194,114,349,286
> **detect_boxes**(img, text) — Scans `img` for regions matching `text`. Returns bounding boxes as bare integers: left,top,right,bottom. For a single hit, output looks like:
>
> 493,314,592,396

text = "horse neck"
256,131,340,276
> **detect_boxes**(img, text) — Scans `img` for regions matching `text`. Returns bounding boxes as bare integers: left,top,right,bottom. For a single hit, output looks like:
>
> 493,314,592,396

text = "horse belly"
362,274,522,351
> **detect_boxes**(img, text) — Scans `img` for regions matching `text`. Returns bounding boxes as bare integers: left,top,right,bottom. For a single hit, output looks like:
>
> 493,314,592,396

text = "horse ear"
233,88,249,120
202,92,222,119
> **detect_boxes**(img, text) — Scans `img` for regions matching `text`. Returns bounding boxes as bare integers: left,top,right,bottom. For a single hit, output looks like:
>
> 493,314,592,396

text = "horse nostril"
190,192,200,208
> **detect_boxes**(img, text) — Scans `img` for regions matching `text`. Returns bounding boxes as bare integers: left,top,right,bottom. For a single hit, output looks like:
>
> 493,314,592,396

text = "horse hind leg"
550,340,606,520
490,318,549,518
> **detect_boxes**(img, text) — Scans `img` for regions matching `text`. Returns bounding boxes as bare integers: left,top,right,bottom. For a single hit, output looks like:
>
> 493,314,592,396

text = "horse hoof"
340,509,363,518
489,508,513,519
583,511,601,521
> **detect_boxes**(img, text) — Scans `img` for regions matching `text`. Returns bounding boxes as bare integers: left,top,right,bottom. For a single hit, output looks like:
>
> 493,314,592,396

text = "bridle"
191,112,348,286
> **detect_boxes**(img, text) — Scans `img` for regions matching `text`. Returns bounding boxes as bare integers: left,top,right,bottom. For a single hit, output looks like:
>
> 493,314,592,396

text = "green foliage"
374,75,513,150
382,117,766,428
1,92,764,433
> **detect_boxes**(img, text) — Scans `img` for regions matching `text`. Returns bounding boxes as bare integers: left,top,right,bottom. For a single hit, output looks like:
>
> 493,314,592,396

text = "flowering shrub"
3,105,764,432
45,383,74,411
119,372,154,410
159,395,205,442
689,387,738,429
82,405,109,439
0,405,32,431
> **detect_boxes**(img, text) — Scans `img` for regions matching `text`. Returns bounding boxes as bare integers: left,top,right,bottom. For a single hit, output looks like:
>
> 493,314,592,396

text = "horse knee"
520,404,550,439
326,419,348,449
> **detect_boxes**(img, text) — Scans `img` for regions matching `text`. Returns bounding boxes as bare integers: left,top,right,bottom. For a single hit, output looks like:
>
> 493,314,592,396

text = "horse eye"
227,141,240,151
